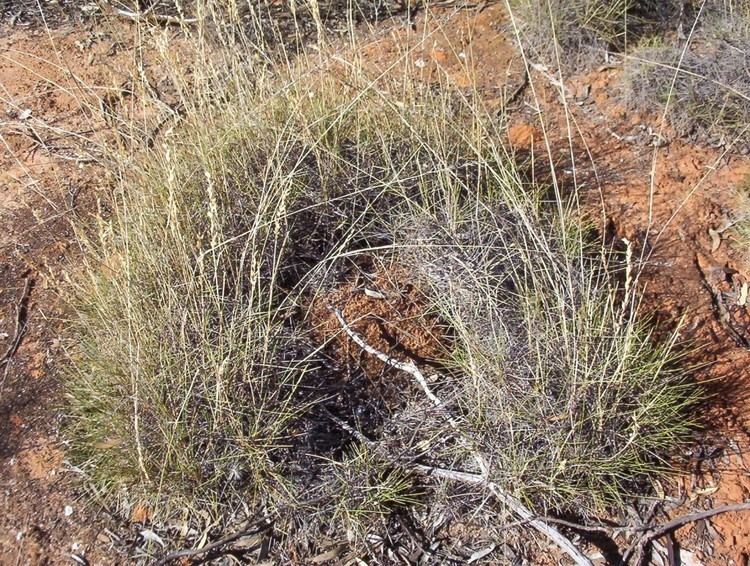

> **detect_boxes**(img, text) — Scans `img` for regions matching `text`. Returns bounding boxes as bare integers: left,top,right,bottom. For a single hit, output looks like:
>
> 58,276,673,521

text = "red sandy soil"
2,4,750,565
309,263,447,407
0,21,143,565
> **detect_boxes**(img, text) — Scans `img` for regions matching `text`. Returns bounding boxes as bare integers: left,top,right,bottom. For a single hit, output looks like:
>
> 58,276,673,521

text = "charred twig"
0,277,32,367
641,501,750,540
321,406,373,445
537,515,625,535
430,0,488,10
505,69,529,106
152,517,272,565
331,308,594,566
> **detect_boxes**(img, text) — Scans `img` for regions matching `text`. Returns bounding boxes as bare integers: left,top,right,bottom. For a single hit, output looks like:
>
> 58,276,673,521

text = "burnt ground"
2,3,750,565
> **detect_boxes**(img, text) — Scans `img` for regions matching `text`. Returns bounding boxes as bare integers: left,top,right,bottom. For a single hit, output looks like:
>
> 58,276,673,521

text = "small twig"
153,518,272,565
643,501,750,541
0,277,32,367
331,308,594,566
505,69,529,106
115,8,197,25
622,502,750,565
429,0,486,9
537,515,625,535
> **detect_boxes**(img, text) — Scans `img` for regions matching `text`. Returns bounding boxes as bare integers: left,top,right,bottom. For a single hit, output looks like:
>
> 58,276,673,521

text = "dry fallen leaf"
689,485,719,502
364,288,386,299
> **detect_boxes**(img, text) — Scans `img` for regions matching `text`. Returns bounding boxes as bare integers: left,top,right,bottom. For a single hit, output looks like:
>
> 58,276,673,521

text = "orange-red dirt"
0,22,137,565
310,264,446,384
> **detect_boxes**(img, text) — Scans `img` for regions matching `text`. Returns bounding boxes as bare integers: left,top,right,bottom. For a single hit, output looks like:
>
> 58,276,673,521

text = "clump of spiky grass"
67,5,699,553
65,43,405,519
390,147,699,514
325,445,422,542
67,81,318,514
623,7,750,147
505,0,682,69
65,13,477,529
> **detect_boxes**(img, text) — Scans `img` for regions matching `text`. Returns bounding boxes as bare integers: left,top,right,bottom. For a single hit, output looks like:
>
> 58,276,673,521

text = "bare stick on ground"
154,517,272,565
0,277,32,381
622,501,750,564
331,307,594,566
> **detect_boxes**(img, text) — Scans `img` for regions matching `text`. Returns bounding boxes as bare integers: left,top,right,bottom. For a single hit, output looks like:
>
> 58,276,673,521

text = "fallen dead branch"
330,307,594,566
622,501,750,565
153,517,272,565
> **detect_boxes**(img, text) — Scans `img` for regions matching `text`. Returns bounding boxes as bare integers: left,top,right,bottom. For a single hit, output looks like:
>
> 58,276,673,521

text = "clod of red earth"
130,503,151,525
355,3,526,99
507,121,539,151
309,265,447,395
